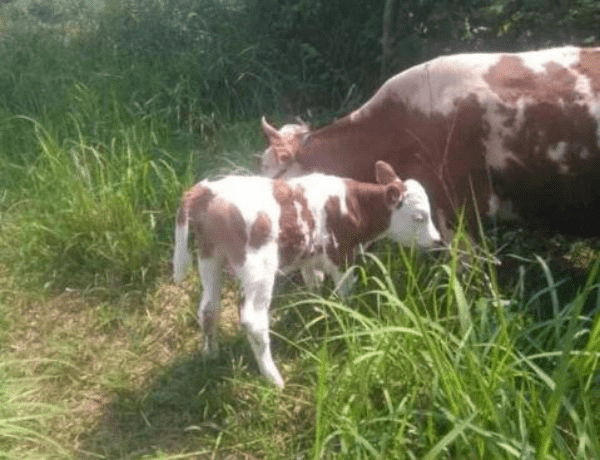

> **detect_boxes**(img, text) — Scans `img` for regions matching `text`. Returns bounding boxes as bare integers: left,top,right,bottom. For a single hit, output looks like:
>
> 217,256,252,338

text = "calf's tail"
173,207,192,283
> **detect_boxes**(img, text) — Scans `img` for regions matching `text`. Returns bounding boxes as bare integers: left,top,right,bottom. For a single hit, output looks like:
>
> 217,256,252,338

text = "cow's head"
375,161,441,248
261,117,310,178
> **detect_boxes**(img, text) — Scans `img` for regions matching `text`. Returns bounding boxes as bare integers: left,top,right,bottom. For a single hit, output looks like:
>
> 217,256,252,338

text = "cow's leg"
237,250,283,388
198,255,224,358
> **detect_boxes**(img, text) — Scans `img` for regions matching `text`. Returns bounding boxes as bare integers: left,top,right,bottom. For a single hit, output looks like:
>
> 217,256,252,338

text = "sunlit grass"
0,356,68,458
285,244,600,459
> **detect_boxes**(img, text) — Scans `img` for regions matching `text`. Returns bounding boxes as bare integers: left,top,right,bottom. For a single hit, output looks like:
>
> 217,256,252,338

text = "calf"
173,161,441,387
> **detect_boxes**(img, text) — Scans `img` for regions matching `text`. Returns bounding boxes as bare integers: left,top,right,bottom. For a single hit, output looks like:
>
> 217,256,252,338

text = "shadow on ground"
76,337,268,459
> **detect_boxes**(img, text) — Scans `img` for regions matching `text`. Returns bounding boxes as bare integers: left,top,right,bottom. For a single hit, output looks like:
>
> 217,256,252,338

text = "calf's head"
375,161,441,249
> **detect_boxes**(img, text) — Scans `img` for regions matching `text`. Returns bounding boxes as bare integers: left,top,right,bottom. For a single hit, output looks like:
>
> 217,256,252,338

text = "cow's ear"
295,116,308,128
385,183,404,209
375,161,399,185
262,117,281,143
262,117,291,163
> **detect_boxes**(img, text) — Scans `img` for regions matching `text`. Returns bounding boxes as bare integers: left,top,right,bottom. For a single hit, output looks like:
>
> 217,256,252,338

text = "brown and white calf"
173,161,441,387
261,46,600,238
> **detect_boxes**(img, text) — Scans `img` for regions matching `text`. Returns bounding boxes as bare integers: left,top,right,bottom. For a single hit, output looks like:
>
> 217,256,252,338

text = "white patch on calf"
173,210,192,283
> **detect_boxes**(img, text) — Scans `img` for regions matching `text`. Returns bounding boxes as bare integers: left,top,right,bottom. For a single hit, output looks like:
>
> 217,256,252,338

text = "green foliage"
90,0,321,120
0,1,267,292
246,0,384,112
3,229,598,458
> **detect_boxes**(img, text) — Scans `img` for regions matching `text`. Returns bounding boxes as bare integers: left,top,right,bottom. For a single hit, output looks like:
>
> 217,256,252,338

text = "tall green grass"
0,0,275,292
1,86,186,290
0,360,68,458
1,237,598,458
0,91,265,291
291,243,600,459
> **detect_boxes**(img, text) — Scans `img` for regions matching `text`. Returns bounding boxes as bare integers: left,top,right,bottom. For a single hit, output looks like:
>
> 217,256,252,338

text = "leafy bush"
245,0,384,113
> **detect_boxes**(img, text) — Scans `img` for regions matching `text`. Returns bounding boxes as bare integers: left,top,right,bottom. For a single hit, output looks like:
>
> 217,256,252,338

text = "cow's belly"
490,165,600,235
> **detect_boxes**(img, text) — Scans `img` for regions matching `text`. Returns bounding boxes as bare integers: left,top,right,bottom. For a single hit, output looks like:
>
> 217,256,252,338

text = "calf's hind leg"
237,253,283,388
197,256,224,358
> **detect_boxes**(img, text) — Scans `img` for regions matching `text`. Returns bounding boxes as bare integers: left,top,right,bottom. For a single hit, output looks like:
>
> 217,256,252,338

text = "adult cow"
261,46,600,238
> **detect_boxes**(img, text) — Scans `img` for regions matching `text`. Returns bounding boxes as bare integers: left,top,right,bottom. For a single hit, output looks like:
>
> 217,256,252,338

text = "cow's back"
291,47,600,236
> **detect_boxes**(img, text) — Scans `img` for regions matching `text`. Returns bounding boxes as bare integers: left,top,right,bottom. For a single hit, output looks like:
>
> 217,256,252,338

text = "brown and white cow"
261,46,600,238
173,162,441,387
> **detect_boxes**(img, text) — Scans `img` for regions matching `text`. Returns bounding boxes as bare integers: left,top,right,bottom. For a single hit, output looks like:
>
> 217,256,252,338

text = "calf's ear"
385,184,404,209
375,161,399,185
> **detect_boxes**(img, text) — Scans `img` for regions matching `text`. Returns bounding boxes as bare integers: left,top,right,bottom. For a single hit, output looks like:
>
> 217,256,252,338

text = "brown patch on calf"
183,184,247,265
180,184,216,257
324,196,345,265
249,211,272,249
182,184,215,218
273,180,309,266
294,186,315,234
325,180,393,266
209,200,247,265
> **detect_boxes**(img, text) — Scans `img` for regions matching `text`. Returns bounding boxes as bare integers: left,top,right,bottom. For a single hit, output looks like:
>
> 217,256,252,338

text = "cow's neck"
299,104,413,183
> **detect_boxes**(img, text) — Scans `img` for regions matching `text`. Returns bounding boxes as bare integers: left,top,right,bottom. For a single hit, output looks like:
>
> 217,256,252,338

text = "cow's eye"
413,212,425,222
